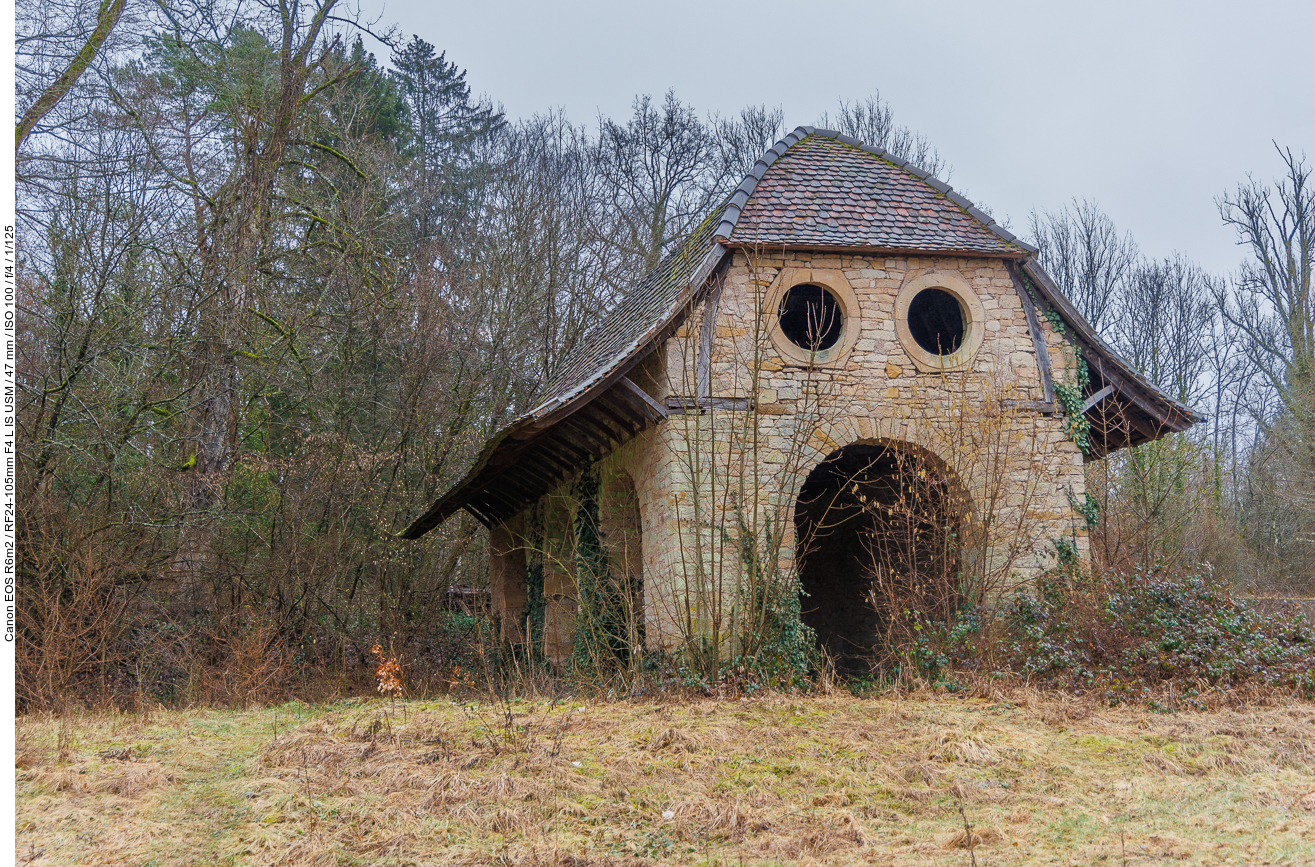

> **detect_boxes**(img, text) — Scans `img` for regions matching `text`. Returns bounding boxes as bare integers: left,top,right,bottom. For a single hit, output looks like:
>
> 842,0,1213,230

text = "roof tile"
729,134,1024,255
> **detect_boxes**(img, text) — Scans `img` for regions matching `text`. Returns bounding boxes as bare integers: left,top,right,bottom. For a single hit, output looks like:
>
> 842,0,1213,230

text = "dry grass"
15,690,1315,865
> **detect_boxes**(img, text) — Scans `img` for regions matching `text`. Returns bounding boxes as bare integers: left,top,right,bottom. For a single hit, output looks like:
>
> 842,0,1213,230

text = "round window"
778,284,843,351
906,288,965,356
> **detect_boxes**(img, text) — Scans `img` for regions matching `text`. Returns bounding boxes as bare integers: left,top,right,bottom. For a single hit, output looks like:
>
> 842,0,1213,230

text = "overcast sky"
357,0,1312,278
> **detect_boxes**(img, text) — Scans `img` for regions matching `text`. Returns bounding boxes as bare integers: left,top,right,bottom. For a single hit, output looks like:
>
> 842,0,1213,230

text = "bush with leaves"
1002,565,1315,700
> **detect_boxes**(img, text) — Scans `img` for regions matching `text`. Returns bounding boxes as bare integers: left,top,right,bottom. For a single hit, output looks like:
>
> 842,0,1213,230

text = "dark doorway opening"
795,442,966,672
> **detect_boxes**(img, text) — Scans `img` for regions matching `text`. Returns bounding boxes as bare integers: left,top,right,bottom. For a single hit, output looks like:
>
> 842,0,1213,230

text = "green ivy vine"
733,510,814,679
1053,383,1090,454
1066,487,1100,532
569,465,638,671
1020,268,1092,455
524,504,545,653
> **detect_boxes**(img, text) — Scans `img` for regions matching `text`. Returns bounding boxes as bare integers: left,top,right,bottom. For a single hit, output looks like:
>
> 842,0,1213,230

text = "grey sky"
358,0,1312,278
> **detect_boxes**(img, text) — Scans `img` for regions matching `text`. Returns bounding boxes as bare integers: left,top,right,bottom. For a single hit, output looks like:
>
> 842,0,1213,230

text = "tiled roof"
719,127,1032,255
530,127,1030,417
400,126,1194,538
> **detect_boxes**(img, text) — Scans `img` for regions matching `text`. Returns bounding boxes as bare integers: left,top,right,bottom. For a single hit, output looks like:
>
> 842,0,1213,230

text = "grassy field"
15,689,1315,866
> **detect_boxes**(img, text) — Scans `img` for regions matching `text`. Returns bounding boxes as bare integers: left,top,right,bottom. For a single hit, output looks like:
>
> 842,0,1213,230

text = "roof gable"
717,127,1032,256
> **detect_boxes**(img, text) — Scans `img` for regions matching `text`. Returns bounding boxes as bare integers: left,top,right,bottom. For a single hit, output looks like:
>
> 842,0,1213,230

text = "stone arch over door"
794,439,970,671
600,468,645,652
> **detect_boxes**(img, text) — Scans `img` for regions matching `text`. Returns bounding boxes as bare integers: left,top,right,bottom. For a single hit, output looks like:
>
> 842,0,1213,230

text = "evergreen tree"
390,36,504,245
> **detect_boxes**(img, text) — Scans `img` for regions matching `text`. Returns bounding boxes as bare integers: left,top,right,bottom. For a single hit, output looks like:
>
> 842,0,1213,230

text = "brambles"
1002,565,1315,701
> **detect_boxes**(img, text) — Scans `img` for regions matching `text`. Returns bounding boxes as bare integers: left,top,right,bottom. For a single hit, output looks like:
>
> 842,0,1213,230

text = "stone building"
401,127,1198,665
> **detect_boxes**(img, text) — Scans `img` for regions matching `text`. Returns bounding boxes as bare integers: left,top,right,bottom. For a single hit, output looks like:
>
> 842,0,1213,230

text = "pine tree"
390,36,504,244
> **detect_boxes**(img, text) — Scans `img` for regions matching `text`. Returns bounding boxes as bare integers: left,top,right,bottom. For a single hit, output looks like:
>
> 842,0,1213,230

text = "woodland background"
15,0,1314,708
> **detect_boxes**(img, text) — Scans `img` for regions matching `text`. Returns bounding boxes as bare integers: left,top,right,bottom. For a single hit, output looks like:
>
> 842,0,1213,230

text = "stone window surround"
895,269,986,372
764,267,861,367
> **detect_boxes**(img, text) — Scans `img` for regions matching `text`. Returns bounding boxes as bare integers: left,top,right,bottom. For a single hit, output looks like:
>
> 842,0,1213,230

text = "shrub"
1001,565,1315,701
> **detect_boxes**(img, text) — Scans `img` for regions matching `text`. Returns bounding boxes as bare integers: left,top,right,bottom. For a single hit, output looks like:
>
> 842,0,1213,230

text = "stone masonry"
490,250,1089,662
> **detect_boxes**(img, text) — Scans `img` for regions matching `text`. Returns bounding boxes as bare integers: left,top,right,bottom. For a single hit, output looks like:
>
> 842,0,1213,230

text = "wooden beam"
547,426,599,462
527,444,577,477
1081,385,1116,414
665,396,756,414
1002,399,1056,414
538,437,586,469
471,490,518,523
487,470,543,505
1082,350,1192,433
612,383,654,421
576,405,626,445
462,502,493,527
592,393,644,436
1093,397,1162,443
510,459,561,492
618,376,669,421
1007,260,1055,405
559,417,609,458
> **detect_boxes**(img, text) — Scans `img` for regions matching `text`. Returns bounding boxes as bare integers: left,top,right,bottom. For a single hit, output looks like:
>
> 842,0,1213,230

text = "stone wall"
487,250,1090,662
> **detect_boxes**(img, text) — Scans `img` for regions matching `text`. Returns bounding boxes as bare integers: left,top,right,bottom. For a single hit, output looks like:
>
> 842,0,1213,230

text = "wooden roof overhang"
1018,259,1203,458
398,243,730,537
400,379,668,534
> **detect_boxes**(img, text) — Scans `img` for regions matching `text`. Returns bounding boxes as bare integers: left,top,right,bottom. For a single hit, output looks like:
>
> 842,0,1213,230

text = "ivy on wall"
1020,269,1092,455
570,465,635,670
1067,487,1100,533
735,511,814,678
524,504,545,654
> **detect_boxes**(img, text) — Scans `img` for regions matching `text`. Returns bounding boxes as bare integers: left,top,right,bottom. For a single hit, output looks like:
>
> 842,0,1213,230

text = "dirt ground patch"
15,691,1315,865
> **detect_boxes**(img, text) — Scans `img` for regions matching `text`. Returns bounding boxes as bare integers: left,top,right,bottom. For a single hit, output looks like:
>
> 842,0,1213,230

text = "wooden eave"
1017,258,1203,458
398,249,730,537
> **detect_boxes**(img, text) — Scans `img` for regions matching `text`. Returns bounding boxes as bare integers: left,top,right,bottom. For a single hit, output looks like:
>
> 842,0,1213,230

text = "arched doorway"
600,470,645,654
795,442,967,671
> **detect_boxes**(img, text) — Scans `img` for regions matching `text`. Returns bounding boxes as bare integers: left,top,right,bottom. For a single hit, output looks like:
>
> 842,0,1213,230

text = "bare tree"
819,94,950,180
1218,146,1314,447
1028,199,1140,335
1117,254,1216,406
15,0,132,151
1218,145,1315,590
709,103,784,190
593,91,719,274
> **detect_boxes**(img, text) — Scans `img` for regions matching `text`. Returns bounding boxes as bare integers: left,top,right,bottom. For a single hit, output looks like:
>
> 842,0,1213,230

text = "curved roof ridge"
714,126,1037,254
